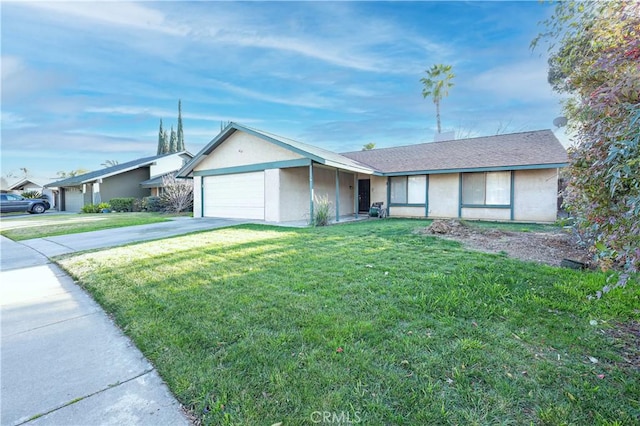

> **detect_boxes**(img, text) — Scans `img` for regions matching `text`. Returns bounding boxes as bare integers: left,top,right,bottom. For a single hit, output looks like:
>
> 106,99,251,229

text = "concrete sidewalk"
0,235,191,426
0,216,289,425
0,219,250,425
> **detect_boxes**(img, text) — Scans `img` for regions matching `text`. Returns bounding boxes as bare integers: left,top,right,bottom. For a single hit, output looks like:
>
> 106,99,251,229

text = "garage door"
64,188,84,212
203,172,265,219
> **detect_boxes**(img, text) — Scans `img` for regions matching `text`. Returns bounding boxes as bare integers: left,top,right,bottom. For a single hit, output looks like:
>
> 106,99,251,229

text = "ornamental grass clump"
313,194,332,226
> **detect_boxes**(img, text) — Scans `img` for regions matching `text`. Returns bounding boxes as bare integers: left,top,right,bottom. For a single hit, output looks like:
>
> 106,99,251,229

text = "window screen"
408,175,426,204
485,172,511,204
390,176,407,204
462,173,485,204
462,172,511,205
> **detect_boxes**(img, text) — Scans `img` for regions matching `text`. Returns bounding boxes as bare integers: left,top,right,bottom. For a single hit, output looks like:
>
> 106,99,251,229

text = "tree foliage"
157,119,167,155
56,169,90,178
161,174,193,213
534,1,640,282
177,99,185,152
157,101,186,154
420,64,455,134
362,142,376,151
169,126,177,153
101,160,119,168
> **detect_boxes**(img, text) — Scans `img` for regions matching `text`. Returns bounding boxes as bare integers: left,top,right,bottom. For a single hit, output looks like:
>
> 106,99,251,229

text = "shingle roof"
341,130,567,174
45,152,185,188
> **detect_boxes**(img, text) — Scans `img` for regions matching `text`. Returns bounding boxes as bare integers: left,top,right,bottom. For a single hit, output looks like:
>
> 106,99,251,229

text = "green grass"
56,219,640,425
0,212,172,241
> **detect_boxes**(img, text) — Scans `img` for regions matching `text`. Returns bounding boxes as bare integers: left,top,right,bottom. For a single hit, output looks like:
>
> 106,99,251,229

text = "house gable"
194,130,304,172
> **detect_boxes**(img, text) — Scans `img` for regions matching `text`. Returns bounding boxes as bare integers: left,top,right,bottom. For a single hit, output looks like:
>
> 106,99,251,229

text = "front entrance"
358,179,370,213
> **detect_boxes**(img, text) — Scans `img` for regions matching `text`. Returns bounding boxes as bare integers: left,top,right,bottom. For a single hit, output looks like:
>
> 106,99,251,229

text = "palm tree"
101,160,119,168
420,64,455,134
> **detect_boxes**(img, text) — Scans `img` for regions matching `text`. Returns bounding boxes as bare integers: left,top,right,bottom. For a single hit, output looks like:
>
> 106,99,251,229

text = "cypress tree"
169,126,177,153
157,119,165,155
162,129,170,154
177,99,185,151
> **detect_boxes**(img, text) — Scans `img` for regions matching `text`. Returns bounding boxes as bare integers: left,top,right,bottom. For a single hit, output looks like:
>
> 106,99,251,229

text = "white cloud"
1,56,24,80
207,79,336,110
468,59,559,102
84,105,262,123
19,1,188,36
0,111,36,130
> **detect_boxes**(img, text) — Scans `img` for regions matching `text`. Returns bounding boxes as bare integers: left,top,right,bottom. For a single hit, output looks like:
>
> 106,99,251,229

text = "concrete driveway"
16,216,247,258
1,217,248,425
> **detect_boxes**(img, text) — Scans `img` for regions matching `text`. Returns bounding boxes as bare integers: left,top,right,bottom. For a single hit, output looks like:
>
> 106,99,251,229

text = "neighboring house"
177,123,568,223
140,171,179,196
46,152,192,211
7,178,43,193
7,178,57,208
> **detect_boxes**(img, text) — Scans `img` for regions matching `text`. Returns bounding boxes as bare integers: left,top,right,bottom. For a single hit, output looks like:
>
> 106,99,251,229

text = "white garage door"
64,188,84,212
203,172,265,219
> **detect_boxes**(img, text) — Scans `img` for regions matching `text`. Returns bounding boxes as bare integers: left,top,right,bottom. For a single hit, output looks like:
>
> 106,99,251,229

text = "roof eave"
381,162,568,176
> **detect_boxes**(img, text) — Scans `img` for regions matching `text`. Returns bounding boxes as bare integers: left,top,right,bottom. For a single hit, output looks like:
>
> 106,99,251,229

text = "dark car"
0,194,51,214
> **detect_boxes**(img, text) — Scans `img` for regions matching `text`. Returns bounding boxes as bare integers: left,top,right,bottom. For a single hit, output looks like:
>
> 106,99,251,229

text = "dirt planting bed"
418,219,591,267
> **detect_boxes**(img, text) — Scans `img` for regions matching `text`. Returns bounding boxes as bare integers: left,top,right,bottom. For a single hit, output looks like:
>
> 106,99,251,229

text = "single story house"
6,178,57,208
177,122,568,223
46,151,192,211
7,178,44,193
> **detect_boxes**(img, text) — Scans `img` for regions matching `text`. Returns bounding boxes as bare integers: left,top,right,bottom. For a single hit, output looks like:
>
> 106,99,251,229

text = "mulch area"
417,219,591,268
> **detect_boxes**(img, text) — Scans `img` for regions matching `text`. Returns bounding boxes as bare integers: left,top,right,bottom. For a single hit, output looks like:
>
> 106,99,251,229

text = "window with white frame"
462,171,511,206
390,175,427,204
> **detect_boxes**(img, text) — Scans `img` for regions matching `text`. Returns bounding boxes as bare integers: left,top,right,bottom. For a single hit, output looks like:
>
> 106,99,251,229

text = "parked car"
0,194,51,214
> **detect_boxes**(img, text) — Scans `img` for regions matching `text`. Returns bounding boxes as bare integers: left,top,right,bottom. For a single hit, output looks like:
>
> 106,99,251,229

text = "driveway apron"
0,217,243,425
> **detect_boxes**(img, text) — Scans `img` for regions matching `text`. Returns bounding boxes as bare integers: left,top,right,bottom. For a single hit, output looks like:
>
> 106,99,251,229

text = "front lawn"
0,212,171,241
57,220,639,425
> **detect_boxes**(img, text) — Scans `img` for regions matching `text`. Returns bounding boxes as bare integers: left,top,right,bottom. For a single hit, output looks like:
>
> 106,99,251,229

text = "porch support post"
458,174,463,218
335,169,340,222
309,163,314,224
510,171,515,221
354,175,358,219
425,175,429,218
200,176,205,218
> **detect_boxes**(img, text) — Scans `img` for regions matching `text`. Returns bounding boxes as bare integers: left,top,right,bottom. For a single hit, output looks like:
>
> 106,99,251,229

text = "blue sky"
1,1,566,184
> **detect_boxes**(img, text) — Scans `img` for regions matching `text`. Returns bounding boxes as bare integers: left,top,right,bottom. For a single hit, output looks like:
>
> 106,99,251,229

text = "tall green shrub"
109,197,135,212
533,1,640,284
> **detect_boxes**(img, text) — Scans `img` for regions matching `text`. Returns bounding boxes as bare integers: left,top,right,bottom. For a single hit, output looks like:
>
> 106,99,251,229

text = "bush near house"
109,197,135,212
81,203,111,213
141,196,165,212
20,190,43,199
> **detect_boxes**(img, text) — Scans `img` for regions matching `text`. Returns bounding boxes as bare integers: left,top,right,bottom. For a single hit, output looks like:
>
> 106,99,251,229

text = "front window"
390,175,426,204
462,171,511,205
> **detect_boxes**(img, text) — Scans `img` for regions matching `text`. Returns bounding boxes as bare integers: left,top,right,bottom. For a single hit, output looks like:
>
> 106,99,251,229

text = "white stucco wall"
338,171,355,216
428,173,459,218
279,167,311,222
264,169,280,222
150,153,187,177
195,131,303,171
369,175,387,206
311,166,338,218
461,207,511,221
193,176,203,217
389,206,425,217
513,169,559,222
